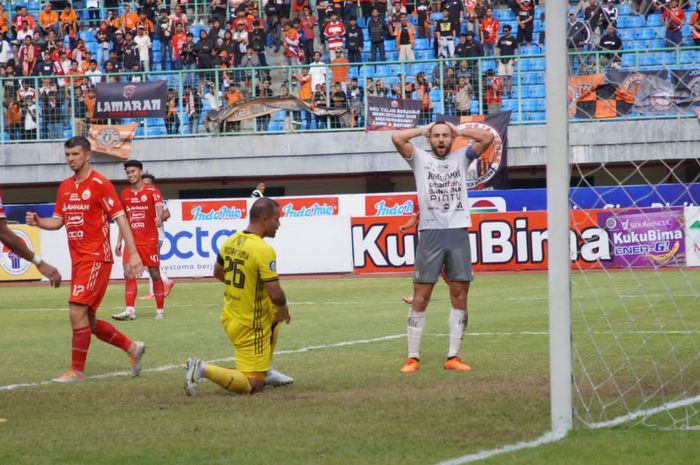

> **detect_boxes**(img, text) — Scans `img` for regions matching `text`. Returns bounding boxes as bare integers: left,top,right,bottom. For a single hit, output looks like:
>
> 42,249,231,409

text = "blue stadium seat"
522,99,537,113
357,17,367,28
522,72,539,85
619,3,632,15
628,16,646,28
520,45,540,55
415,38,429,50
385,40,396,52
536,99,546,112
530,112,545,121
530,86,545,98
518,59,530,72
616,16,629,29
680,50,698,64
470,101,480,115
430,13,444,21
530,58,545,71
494,9,515,21
273,111,286,122
647,14,663,27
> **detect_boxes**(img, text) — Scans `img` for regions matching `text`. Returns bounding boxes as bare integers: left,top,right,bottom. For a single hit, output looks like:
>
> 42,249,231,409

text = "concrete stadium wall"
0,118,697,186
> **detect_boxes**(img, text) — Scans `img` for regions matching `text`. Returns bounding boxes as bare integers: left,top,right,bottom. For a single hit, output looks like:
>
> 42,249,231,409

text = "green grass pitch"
0,272,698,465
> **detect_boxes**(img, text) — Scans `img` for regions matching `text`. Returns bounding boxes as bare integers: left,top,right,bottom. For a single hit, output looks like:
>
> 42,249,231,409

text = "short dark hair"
250,198,279,220
142,172,156,182
123,159,143,170
64,136,91,152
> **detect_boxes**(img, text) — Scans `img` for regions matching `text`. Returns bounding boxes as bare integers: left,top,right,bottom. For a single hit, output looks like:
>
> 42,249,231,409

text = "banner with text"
351,210,612,273
95,80,167,118
366,97,421,131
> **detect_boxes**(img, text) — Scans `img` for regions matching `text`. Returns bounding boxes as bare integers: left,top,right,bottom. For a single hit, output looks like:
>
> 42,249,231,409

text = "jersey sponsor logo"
365,194,418,216
129,210,146,220
277,197,339,218
70,193,81,201
63,203,90,212
131,222,146,228
65,212,85,227
182,200,248,221
0,229,33,276
67,230,84,240
269,260,276,272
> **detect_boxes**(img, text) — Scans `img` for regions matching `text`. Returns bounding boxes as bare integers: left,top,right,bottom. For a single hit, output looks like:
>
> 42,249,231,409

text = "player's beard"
431,141,453,158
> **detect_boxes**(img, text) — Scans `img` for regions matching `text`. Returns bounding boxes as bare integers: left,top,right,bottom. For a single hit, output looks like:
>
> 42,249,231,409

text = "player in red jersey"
112,160,167,321
26,137,146,384
0,189,62,286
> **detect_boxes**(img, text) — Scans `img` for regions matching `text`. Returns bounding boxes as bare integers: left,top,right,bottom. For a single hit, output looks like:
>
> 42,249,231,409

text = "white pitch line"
587,394,700,429
434,431,567,465
0,334,405,392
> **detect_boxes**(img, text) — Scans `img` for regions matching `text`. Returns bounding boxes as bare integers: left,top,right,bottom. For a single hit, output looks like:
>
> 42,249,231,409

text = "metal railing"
1,45,698,143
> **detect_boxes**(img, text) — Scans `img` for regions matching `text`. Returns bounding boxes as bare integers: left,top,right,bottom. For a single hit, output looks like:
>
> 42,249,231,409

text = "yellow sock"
204,364,252,394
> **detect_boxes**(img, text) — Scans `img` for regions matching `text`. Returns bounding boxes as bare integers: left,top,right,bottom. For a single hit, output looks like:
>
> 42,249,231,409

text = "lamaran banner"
95,80,167,118
0,225,42,281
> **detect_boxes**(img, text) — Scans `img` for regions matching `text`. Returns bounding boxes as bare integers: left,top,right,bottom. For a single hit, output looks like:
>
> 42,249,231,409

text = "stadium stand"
0,0,698,141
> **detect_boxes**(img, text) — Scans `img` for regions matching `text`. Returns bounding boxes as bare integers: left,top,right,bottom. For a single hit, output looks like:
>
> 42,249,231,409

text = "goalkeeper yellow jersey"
217,231,279,329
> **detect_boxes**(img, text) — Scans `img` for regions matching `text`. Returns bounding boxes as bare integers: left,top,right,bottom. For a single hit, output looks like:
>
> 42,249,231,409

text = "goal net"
566,56,700,431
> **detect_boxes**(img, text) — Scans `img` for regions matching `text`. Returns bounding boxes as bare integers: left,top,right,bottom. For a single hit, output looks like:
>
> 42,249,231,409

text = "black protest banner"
366,97,422,131
95,80,167,118
438,110,512,190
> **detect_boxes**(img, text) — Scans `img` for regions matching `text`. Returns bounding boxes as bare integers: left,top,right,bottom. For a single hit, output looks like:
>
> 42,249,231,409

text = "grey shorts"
413,228,474,284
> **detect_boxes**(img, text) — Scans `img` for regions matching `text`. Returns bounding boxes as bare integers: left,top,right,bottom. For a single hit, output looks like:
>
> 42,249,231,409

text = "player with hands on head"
391,120,494,373
0,192,61,287
184,198,293,398
25,136,145,384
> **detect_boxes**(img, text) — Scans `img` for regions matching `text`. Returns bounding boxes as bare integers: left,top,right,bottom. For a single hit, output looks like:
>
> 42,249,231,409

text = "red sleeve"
53,182,66,219
151,188,163,206
100,180,125,220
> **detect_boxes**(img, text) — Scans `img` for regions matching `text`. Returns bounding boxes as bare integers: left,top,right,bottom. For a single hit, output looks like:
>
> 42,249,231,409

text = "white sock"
197,361,207,380
407,308,426,360
447,308,468,358
126,306,135,314
161,270,170,286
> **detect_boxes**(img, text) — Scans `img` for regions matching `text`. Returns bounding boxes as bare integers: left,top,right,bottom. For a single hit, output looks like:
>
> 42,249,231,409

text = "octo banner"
0,225,42,281
351,210,613,273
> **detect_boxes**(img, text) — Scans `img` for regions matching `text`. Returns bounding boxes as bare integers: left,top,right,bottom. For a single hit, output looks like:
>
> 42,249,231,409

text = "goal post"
546,0,574,435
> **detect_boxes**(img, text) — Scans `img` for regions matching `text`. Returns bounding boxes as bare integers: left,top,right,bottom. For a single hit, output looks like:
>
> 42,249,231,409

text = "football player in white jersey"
391,121,493,373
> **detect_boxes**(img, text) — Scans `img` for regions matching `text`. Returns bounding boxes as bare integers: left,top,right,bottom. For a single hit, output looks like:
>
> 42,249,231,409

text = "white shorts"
498,59,514,77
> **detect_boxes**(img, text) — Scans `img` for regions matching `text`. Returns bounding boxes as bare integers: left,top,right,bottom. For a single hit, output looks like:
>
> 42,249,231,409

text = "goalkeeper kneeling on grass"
184,198,293,397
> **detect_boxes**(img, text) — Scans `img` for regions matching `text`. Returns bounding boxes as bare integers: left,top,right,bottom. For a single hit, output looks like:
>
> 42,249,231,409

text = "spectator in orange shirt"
223,86,241,132
121,4,140,35
137,11,155,37
0,5,8,35
67,60,85,88
330,49,349,90
39,3,59,37
60,5,79,42
6,100,21,140
165,88,180,134
292,67,313,128
691,1,700,47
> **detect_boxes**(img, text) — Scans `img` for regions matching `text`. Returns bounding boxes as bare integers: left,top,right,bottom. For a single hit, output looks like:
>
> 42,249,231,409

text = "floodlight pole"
546,0,574,435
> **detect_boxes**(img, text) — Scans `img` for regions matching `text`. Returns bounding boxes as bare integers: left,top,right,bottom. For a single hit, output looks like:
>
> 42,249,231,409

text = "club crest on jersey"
82,190,91,200
141,195,147,202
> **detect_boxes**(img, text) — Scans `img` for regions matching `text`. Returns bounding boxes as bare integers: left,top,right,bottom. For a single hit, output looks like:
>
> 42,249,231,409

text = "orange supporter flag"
87,123,139,159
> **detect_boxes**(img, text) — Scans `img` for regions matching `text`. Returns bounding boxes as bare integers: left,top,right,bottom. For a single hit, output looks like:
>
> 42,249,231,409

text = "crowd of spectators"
0,0,698,139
